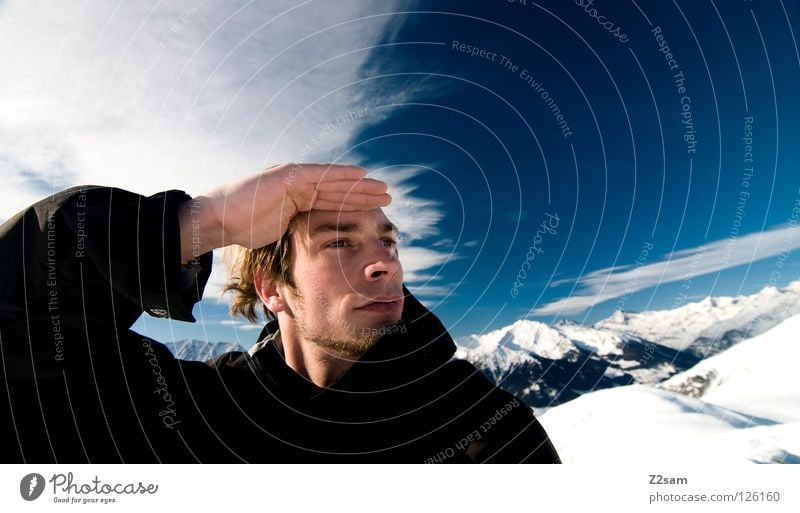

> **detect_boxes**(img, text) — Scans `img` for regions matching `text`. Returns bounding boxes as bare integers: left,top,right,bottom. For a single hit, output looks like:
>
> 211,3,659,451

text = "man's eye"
382,238,398,247
328,239,351,248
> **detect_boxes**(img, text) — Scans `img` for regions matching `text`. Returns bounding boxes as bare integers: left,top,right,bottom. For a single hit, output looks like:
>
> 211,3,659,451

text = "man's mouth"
355,296,404,312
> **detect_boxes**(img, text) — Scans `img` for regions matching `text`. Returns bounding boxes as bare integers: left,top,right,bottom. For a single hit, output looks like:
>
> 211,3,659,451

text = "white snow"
538,314,800,464
167,339,244,361
623,362,677,384
459,281,800,394
460,320,578,379
553,321,624,356
466,320,577,360
594,281,800,352
660,313,800,423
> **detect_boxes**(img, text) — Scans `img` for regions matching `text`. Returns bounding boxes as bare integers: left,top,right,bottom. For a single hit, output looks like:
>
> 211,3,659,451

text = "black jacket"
0,185,560,463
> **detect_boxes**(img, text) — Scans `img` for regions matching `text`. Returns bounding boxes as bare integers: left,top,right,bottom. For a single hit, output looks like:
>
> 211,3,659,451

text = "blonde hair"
223,219,299,322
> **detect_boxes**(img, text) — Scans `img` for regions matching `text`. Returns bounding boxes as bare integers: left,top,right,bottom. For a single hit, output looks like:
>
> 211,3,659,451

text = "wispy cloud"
1,0,453,302
530,223,800,316
370,165,458,298
0,0,411,219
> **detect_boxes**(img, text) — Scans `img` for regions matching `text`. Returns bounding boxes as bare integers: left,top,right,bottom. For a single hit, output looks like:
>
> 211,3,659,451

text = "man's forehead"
296,208,398,234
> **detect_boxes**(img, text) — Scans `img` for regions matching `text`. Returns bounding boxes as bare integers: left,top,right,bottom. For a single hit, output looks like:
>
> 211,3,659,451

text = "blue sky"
2,0,799,345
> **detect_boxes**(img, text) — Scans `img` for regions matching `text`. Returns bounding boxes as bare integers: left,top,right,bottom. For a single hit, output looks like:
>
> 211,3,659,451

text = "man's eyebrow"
311,222,360,235
310,221,399,236
381,222,400,235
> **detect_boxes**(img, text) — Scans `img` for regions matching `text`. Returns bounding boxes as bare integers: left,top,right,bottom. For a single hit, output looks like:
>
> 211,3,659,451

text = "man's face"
279,208,404,357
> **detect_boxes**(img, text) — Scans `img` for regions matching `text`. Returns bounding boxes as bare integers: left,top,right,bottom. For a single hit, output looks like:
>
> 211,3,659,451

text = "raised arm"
0,186,211,379
0,164,388,376
177,163,390,262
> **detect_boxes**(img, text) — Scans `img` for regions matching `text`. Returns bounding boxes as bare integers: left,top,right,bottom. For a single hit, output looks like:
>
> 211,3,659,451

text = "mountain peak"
457,280,800,408
466,319,575,362
593,280,800,352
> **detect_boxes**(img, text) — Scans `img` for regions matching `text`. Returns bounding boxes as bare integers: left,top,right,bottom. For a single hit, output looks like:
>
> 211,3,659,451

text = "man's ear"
254,269,288,314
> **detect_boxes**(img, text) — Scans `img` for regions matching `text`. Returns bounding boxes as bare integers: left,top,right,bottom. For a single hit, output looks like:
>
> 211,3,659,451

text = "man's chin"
308,330,381,359
352,318,407,344
315,318,405,358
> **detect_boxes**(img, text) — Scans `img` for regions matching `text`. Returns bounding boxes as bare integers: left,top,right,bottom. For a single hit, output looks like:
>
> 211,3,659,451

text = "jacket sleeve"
0,185,213,380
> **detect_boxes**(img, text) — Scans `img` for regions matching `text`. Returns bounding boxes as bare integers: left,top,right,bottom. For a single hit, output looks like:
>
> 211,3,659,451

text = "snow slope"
539,315,800,464
659,313,800,423
538,385,799,464
457,281,800,407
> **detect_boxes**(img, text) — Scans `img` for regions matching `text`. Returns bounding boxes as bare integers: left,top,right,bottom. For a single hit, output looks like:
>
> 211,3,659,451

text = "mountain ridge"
167,281,800,410
456,280,800,407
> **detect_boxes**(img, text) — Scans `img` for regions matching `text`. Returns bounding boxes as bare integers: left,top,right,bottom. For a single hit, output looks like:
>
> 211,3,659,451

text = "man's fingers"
314,178,388,194
312,193,392,211
298,164,367,183
316,190,391,206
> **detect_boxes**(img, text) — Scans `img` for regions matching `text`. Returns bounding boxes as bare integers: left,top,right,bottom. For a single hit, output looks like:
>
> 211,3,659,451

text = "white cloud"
218,318,261,330
0,0,455,301
369,165,458,297
0,0,411,218
370,165,445,242
531,223,800,316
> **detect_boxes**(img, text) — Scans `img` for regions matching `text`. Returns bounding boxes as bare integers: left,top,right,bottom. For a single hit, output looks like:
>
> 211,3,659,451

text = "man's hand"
179,163,390,262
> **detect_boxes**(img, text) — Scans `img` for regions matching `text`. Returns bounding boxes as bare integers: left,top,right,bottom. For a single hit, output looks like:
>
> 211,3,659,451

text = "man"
0,163,560,463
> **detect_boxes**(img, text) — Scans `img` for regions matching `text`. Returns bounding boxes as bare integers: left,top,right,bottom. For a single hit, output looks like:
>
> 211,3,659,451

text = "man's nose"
363,241,401,282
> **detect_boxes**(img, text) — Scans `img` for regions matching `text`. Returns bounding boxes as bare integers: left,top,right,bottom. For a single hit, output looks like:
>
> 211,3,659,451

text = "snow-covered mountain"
165,339,245,361
456,318,698,407
595,281,800,355
658,312,800,423
457,281,800,407
538,314,800,464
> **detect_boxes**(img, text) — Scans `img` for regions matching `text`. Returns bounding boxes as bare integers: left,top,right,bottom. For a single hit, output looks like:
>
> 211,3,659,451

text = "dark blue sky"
131,0,800,343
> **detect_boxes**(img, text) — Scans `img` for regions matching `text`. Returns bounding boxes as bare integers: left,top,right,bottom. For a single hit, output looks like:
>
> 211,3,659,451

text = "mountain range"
455,281,800,408
538,312,800,463
165,339,245,361
168,281,800,410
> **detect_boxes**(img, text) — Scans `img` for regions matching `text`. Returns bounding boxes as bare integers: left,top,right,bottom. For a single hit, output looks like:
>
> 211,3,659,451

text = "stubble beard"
297,321,380,359
289,287,382,359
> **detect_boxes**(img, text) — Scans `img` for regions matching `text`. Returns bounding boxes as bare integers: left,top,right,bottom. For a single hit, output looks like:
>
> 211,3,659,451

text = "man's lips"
355,296,404,312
